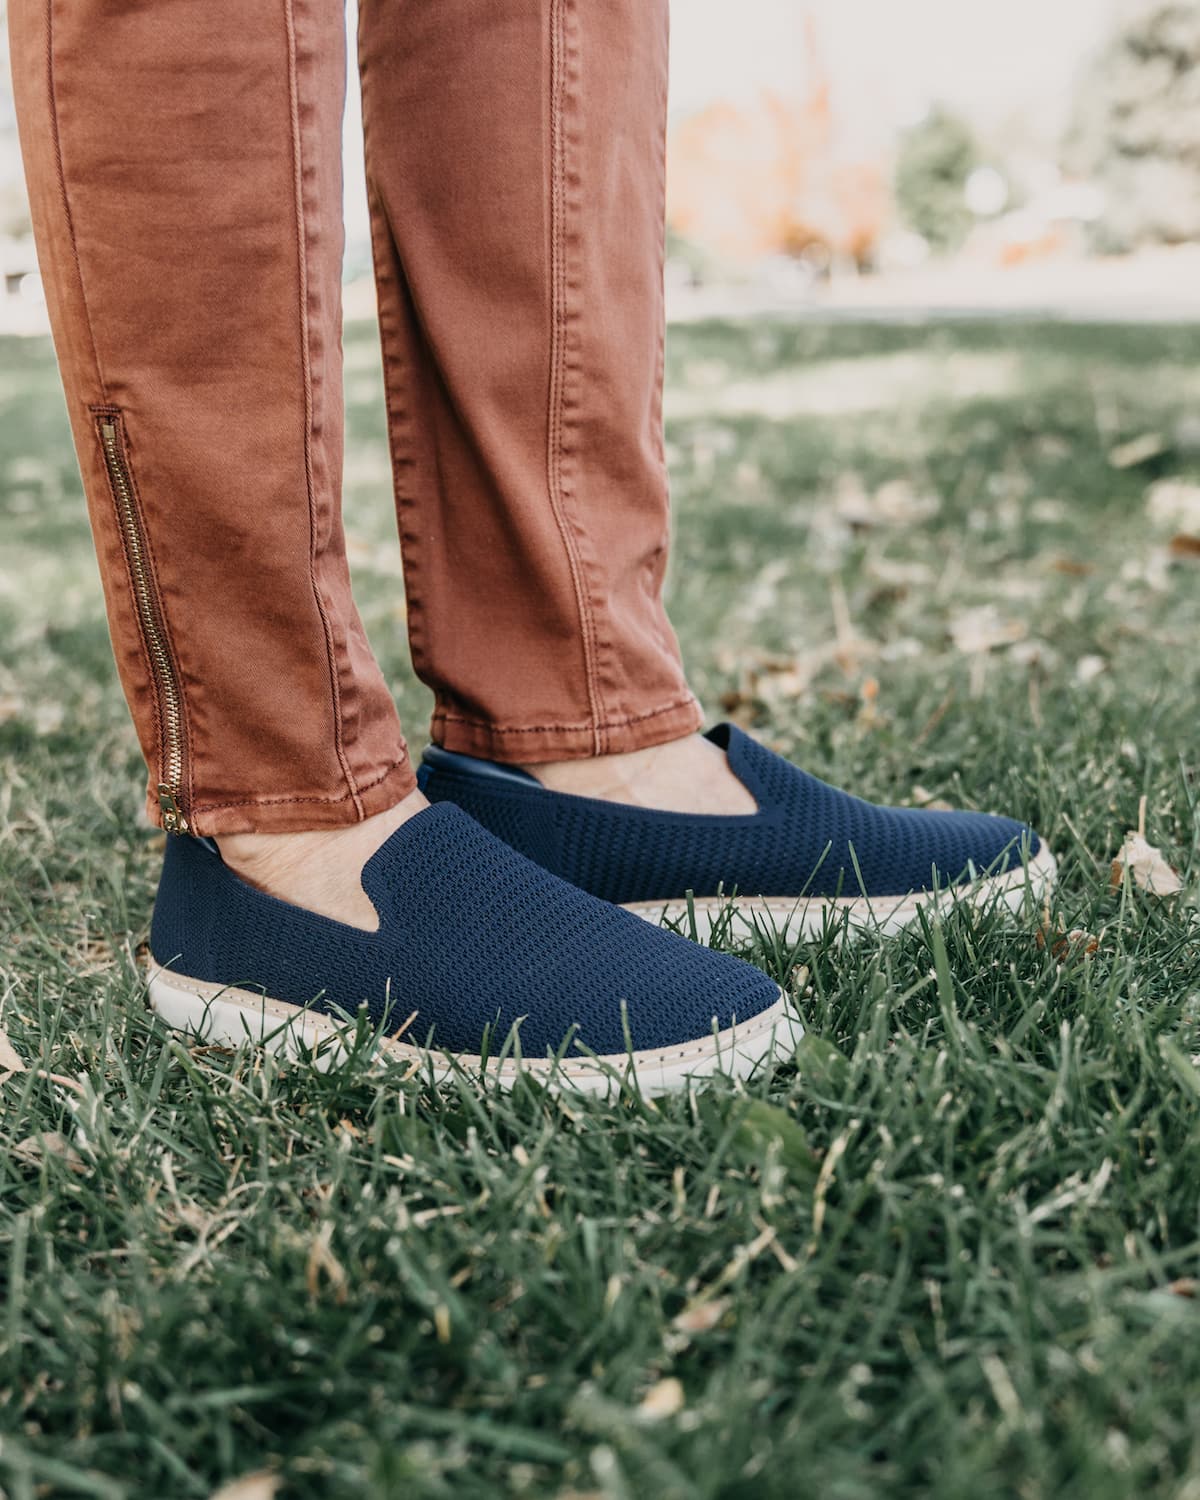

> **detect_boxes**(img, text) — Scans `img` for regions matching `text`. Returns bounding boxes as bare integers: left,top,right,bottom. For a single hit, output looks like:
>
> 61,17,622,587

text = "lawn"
1,314,1199,1499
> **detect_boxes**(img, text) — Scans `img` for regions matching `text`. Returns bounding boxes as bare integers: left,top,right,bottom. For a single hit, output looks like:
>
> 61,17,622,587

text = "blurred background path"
5,0,1200,331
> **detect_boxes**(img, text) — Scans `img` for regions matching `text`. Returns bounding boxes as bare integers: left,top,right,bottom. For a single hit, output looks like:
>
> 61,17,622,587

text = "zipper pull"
157,784,190,835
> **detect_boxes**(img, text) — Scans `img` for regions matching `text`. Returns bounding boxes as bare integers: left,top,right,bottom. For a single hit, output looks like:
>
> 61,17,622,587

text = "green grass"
2,316,1199,1499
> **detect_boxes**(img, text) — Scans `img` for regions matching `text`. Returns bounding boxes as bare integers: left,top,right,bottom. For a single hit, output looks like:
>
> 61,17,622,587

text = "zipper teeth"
98,419,189,832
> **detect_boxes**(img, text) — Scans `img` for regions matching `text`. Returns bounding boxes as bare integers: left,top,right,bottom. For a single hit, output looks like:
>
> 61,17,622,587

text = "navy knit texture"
149,803,779,1057
420,724,1041,905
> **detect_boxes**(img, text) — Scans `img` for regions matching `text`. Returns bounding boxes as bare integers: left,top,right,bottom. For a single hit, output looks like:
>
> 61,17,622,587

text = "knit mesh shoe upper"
149,802,780,1058
419,723,1042,906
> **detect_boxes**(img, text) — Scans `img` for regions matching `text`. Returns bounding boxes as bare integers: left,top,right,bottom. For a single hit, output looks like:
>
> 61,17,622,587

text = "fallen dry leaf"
830,471,873,528
74,934,118,978
673,1297,730,1335
871,478,941,526
1146,479,1200,532
33,701,64,735
857,676,880,726
1057,930,1100,961
207,1472,280,1500
1108,432,1166,469
1049,555,1096,576
718,650,823,724
717,686,761,727
1116,550,1173,595
1110,798,1183,896
1036,918,1101,963
12,1131,87,1174
0,1024,27,1079
639,1377,685,1419
1111,834,1183,895
1009,639,1056,670
830,474,940,531
949,606,1027,655
911,785,955,812
1168,1278,1197,1299
1168,532,1200,560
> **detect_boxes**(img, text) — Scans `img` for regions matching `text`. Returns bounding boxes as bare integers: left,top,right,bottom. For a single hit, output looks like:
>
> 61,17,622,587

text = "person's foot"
148,801,796,1093
527,733,757,815
217,788,429,930
418,724,1056,939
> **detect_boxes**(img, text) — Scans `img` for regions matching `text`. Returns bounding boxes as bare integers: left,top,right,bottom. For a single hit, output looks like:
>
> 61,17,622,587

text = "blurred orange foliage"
667,19,887,270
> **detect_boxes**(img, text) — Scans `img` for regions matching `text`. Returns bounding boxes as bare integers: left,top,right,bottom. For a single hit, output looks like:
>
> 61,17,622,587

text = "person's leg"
355,0,757,816
356,1,699,751
8,0,424,925
376,3,1052,918
10,0,792,1086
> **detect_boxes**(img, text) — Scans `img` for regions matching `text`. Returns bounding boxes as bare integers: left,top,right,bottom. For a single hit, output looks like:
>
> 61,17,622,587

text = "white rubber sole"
622,842,1058,944
146,966,801,1096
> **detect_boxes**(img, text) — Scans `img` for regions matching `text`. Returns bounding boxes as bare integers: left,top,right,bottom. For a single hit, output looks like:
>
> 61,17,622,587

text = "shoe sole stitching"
621,843,1057,924
145,969,790,1074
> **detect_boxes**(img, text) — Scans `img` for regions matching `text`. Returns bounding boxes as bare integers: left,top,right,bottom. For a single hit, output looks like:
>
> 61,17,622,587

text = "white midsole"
146,966,801,1096
622,842,1058,943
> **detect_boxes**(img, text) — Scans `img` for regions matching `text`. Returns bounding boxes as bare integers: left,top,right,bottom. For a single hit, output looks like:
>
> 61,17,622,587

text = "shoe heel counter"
149,835,215,978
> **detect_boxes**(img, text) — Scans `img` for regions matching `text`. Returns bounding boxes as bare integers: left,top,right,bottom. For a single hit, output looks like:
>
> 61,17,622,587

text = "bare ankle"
216,788,428,929
519,733,756,816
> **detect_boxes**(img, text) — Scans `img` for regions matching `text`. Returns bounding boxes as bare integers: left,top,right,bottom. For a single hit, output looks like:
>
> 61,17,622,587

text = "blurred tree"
1068,1,1200,250
893,107,978,254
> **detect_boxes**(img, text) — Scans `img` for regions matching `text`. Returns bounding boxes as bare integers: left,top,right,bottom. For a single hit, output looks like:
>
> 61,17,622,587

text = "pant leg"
8,0,413,835
357,0,702,762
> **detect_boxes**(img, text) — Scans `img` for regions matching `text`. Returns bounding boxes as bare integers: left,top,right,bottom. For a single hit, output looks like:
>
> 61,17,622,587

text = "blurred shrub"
1068,1,1200,251
893,107,978,254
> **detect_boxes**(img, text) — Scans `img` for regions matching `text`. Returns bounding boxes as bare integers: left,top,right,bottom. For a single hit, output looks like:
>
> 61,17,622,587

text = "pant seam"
45,0,107,398
547,0,605,754
359,15,440,716
191,756,412,816
432,695,699,736
359,45,429,692
651,6,670,496
283,0,362,818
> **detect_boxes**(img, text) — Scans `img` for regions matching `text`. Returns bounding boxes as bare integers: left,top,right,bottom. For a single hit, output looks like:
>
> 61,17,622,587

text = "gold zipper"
97,416,190,834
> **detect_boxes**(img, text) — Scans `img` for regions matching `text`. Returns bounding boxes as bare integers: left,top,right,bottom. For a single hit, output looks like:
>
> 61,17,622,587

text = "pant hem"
148,756,418,837
431,695,704,764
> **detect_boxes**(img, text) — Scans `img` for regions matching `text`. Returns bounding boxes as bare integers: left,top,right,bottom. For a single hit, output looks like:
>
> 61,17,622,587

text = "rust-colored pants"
9,0,701,835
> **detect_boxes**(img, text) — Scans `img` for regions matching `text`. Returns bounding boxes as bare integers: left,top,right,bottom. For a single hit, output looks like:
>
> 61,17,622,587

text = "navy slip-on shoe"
146,802,794,1094
418,724,1056,940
